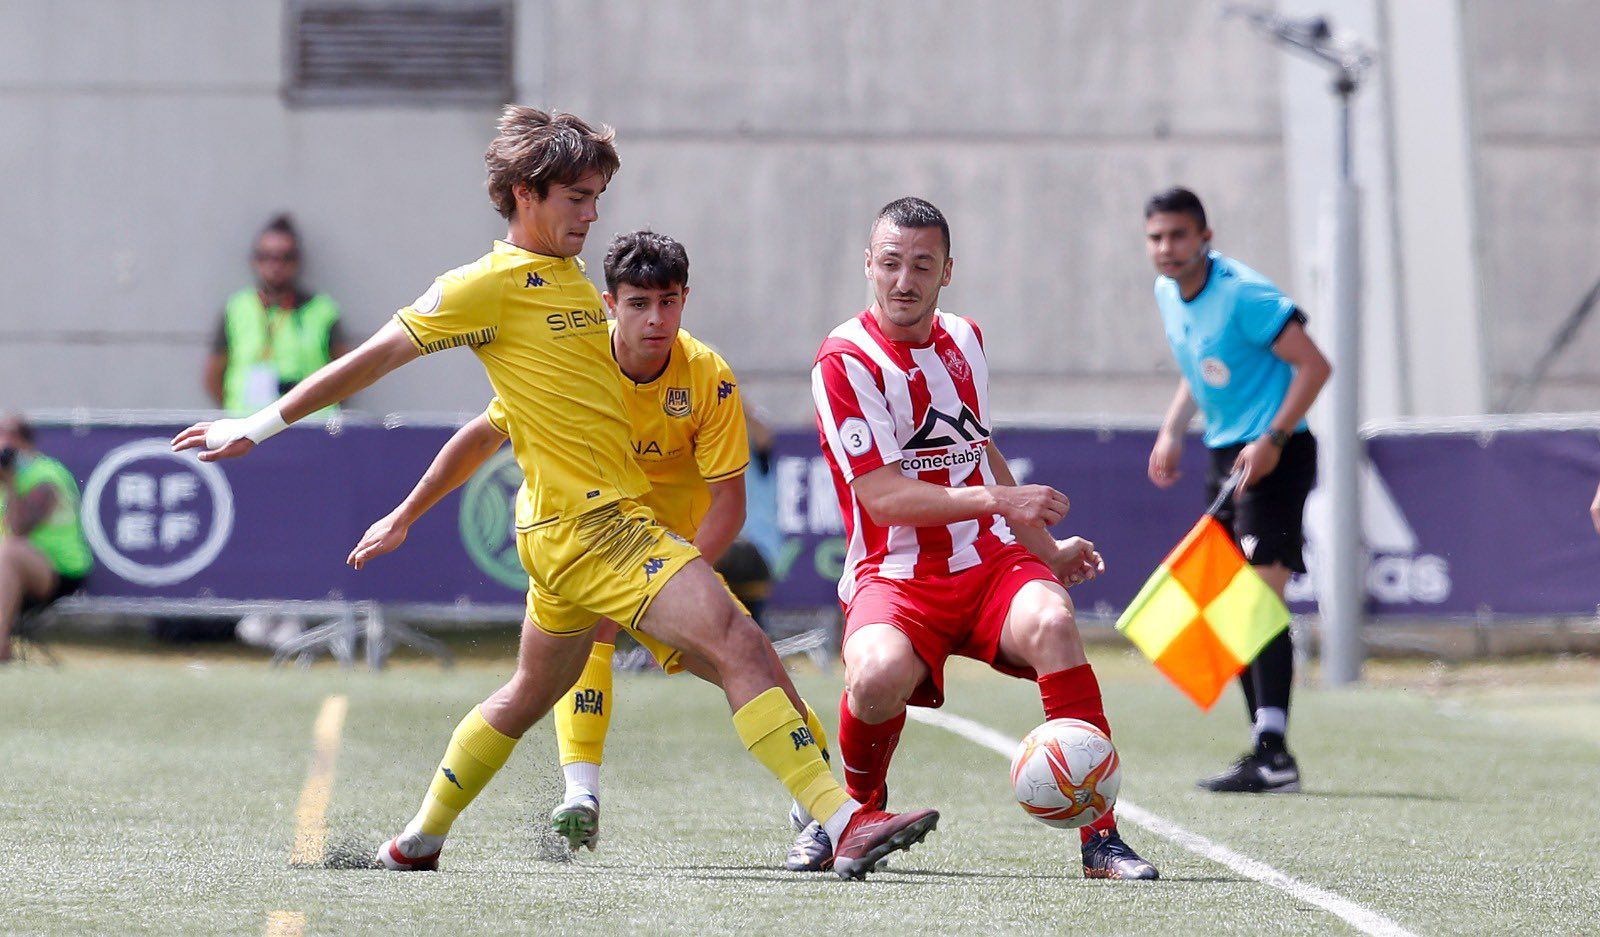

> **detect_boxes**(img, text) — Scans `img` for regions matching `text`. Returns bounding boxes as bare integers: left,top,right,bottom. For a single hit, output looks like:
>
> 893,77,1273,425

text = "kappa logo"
441,767,464,790
940,347,970,382
572,688,605,715
663,387,691,418
717,379,736,402
790,727,816,751
525,272,547,288
643,557,666,580
904,404,989,450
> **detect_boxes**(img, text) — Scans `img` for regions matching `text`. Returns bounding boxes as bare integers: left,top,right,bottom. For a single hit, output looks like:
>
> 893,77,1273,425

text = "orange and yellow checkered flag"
1116,476,1290,710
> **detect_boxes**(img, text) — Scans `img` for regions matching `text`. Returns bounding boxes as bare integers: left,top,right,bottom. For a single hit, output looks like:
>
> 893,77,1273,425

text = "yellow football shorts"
516,499,701,671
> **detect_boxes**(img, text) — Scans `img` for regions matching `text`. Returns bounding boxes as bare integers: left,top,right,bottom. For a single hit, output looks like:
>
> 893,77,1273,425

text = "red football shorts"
842,542,1058,708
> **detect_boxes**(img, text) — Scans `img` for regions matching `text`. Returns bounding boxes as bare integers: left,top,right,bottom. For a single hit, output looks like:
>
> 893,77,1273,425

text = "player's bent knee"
845,653,917,715
1032,603,1081,644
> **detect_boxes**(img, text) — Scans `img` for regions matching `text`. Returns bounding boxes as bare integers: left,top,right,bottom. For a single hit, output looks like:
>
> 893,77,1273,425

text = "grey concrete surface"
2,0,1594,424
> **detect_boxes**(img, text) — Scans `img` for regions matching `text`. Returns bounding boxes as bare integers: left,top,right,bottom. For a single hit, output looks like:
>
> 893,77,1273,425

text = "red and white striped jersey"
812,308,1015,602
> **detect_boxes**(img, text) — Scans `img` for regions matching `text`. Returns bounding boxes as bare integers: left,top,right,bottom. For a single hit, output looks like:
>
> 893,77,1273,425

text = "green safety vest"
0,454,93,579
221,289,341,415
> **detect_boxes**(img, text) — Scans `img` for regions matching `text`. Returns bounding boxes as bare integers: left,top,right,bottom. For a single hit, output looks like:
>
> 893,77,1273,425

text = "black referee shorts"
1205,431,1317,573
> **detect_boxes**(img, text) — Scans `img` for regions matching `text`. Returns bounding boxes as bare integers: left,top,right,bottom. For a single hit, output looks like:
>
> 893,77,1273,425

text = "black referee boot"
1197,737,1301,793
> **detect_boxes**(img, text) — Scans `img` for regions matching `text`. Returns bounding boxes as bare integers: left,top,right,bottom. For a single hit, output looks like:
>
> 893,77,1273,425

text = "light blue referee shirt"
1155,250,1305,449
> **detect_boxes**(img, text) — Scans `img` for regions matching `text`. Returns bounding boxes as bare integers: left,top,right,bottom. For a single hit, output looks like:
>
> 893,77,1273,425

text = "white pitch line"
907,707,1419,937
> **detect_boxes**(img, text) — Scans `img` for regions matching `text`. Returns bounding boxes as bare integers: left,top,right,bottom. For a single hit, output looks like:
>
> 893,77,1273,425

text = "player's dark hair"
1144,187,1208,231
873,197,951,255
486,105,621,219
604,230,689,295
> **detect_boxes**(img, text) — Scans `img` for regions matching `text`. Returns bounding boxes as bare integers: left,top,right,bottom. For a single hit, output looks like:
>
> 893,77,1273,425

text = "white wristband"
205,405,289,450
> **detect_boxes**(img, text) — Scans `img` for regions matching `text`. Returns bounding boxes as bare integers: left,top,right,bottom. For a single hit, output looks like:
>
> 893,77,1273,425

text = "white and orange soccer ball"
1010,718,1121,828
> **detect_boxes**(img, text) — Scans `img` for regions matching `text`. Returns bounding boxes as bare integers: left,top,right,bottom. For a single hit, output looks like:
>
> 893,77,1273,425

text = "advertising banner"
31,420,1600,618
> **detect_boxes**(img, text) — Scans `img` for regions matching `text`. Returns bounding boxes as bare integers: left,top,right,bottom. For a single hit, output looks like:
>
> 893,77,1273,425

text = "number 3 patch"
839,417,873,457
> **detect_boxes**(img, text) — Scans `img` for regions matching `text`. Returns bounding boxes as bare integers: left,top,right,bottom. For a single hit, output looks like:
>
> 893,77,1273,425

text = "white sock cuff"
1252,707,1288,739
562,761,601,801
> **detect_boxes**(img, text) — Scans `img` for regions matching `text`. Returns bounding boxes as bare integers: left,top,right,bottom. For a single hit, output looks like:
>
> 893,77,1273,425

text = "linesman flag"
1116,475,1290,709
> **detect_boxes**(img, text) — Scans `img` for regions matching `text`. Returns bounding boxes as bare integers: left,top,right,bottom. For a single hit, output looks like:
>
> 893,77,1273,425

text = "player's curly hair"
485,105,620,219
603,230,689,295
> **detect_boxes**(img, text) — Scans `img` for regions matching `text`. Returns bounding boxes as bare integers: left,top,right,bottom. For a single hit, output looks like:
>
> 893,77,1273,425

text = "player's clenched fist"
995,484,1069,528
1049,537,1104,588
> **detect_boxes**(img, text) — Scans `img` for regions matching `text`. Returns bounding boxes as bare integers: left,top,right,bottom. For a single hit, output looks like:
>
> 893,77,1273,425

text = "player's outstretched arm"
171,321,421,461
852,460,1067,530
348,413,508,569
1149,379,1197,489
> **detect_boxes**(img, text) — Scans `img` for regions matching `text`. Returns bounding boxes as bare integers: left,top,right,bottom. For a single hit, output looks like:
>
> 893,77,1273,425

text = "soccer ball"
1010,718,1121,828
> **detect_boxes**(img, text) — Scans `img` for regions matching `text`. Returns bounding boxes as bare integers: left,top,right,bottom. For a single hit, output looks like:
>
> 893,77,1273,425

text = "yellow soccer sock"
801,699,831,762
788,699,834,826
411,705,519,837
554,642,615,767
733,688,852,828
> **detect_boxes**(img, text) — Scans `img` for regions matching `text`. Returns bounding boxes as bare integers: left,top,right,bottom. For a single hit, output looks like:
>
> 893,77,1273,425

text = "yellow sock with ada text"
410,706,518,837
733,688,854,832
554,642,615,768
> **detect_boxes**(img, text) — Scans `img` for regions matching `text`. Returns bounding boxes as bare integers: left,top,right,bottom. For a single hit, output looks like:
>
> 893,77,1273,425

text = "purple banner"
33,421,1600,617
38,423,526,605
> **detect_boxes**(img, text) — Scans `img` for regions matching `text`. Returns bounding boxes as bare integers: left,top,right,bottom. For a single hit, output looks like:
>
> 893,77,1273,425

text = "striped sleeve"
394,263,502,355
812,352,901,482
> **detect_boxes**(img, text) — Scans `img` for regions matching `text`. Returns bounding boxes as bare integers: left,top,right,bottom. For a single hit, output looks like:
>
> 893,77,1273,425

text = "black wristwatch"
1263,428,1290,448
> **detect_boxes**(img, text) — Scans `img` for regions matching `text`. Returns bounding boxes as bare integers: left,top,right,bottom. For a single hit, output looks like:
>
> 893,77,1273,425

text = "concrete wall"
14,1,1600,427
1462,0,1600,413
0,0,1290,426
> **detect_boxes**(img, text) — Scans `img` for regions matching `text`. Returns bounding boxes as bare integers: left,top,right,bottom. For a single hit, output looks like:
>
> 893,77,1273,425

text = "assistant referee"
1143,187,1332,793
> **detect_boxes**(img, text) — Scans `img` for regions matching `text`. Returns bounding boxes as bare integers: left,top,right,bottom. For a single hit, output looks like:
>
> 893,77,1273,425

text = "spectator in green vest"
0,414,93,662
205,214,349,415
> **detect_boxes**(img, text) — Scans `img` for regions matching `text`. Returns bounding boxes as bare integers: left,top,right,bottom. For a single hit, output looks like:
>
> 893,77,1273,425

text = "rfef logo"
81,439,234,586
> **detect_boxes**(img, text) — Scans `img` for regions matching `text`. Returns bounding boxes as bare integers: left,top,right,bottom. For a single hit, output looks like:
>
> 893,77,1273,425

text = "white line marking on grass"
264,910,306,936
290,694,348,867
907,707,1419,937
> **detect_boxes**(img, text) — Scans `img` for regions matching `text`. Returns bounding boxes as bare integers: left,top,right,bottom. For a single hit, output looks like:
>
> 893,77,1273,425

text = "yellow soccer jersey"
396,241,648,527
486,325,748,539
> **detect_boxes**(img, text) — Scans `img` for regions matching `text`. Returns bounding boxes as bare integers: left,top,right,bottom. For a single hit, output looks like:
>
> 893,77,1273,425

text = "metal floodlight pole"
1225,6,1372,686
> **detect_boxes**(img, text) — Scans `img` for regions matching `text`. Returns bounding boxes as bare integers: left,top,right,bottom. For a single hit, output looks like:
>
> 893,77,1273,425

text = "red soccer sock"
1037,664,1119,843
836,688,905,808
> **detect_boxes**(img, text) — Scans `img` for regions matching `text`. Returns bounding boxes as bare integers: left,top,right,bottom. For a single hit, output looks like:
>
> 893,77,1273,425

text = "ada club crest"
940,347,970,382
663,387,691,418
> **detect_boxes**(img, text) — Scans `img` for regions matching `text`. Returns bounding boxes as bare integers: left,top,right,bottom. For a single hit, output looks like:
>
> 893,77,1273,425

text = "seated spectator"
0,414,93,662
204,213,349,416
